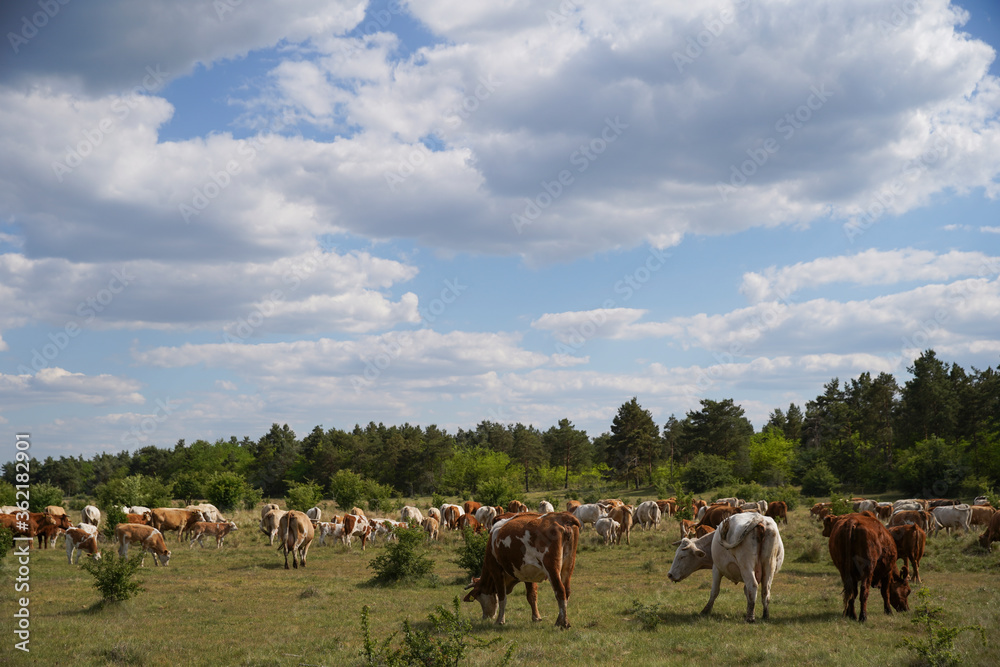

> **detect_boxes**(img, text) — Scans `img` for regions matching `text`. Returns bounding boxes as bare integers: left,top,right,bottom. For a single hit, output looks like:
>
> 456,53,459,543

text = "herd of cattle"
2,493,998,629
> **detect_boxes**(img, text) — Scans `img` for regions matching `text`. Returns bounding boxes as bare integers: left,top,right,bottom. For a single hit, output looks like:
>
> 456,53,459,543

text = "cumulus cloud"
0,368,144,406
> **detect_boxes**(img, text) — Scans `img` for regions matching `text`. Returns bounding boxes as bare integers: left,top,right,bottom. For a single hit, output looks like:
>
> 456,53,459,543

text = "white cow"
81,505,101,526
595,517,620,545
427,507,442,524
130,505,152,518
931,504,972,536
973,495,990,506
305,506,322,521
635,501,662,531
893,499,925,512
854,499,877,514
667,512,784,623
75,522,99,537
538,500,555,514
572,503,608,530
192,504,222,522
400,506,424,525
316,521,342,546
474,505,497,529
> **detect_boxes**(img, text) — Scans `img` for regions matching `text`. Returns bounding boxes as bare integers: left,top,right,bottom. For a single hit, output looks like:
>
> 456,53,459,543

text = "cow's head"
156,549,172,566
980,530,994,550
462,577,498,620
888,566,910,612
667,537,709,583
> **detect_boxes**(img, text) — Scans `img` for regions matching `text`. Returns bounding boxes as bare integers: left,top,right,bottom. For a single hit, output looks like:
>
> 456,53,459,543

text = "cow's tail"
719,513,762,549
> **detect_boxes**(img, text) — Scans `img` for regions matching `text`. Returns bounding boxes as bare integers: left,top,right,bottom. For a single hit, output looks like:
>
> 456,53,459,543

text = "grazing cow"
427,507,442,524
826,513,910,622
400,506,424,525
927,498,959,508
278,510,314,569
422,516,440,541
572,503,607,530
696,504,740,530
679,518,698,540
893,499,925,512
350,507,366,518
655,499,676,517
931,504,972,536
116,524,172,566
765,501,788,524
594,517,619,545
150,508,205,542
1,512,57,544
714,497,740,508
565,500,582,513
126,512,151,525
688,524,715,539
538,500,555,514
635,501,662,531
888,524,926,584
463,512,581,628
260,509,288,545
260,503,280,520
316,521,343,546
507,500,528,514
342,514,372,549
979,510,1000,550
36,516,72,549
457,513,483,534
188,521,239,548
45,505,67,517
889,510,939,535
475,505,498,530
970,505,997,527
75,522,98,537
464,501,482,516
609,505,633,545
668,513,784,622
81,505,101,526
973,495,990,506
810,502,832,520
305,507,322,521
876,503,893,522
442,504,464,530
65,527,101,564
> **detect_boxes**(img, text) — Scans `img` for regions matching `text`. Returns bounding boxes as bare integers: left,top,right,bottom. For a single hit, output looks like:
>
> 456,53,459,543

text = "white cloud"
0,368,144,406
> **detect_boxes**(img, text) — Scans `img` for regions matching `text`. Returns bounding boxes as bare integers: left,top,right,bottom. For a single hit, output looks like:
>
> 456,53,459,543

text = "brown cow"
464,512,581,628
810,502,832,520
422,516,440,541
150,508,205,542
888,509,938,535
826,513,910,622
126,512,150,525
45,505,67,517
442,505,463,530
979,510,1000,550
188,520,239,548
457,513,482,534
765,501,788,524
697,504,740,529
970,505,997,527
565,500,582,513
115,524,172,566
1,512,58,547
278,510,314,569
507,500,528,514
65,527,101,564
463,501,482,516
888,524,926,584
609,505,633,546
36,513,73,549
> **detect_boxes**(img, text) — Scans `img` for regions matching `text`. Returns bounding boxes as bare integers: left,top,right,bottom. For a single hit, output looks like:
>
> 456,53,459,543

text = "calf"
457,513,483,534
188,520,239,548
422,516,440,541
765,501,788,524
979,510,1000,550
888,524,926,584
65,527,101,564
826,513,910,622
400,505,424,525
126,512,151,525
594,517,619,545
116,524,172,566
464,512,581,628
609,505,633,545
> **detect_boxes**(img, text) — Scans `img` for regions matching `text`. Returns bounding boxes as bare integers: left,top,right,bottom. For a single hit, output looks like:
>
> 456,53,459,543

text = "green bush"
765,484,801,511
430,492,445,510
101,505,129,543
901,587,986,667
368,526,434,585
626,600,664,631
0,481,16,506
242,485,264,511
829,496,853,516
681,453,734,493
172,472,205,505
364,479,398,513
330,470,365,511
454,526,489,578
27,482,64,512
95,474,172,510
81,550,145,603
0,526,13,563
285,481,323,512
801,463,839,497
475,477,518,508
205,471,252,511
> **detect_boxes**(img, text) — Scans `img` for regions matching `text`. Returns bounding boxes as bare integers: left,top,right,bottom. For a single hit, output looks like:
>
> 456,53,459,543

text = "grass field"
2,496,998,666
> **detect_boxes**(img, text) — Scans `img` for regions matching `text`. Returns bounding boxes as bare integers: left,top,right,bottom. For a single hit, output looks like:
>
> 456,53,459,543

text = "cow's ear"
899,565,909,581
693,549,706,558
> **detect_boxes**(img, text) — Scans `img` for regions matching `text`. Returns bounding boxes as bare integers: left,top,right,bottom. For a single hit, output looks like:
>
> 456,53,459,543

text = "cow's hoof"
531,617,543,623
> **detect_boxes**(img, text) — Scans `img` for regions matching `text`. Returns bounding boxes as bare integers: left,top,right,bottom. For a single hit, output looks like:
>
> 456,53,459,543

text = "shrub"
81,551,145,603
901,587,986,667
242,485,264,511
360,598,514,667
626,600,664,631
101,505,129,543
205,472,254,511
95,475,172,510
800,463,839,497
829,496,853,516
765,484,801,511
672,486,695,522
475,477,518,508
172,472,205,505
0,480,17,506
26,482,65,513
430,492,445,510
0,526,12,563
681,453,733,493
285,480,323,512
368,526,434,585
330,470,365,511
454,526,488,578
363,479,398,513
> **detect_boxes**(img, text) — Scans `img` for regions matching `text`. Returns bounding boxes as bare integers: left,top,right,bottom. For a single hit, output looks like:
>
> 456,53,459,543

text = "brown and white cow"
36,513,73,549
464,501,482,516
979,510,1000,551
826,513,910,622
150,508,205,542
506,500,528,514
278,510,314,569
457,513,483,534
463,512,581,628
126,512,151,525
442,504,464,530
474,505,498,530
888,509,939,535
970,505,996,527
188,520,239,548
888,523,926,584
116,524,172,566
342,513,372,549
609,505,633,545
65,527,101,564
655,498,677,518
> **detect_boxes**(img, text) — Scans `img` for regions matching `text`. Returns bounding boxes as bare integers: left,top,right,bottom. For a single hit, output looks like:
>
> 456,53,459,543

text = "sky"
1,0,999,461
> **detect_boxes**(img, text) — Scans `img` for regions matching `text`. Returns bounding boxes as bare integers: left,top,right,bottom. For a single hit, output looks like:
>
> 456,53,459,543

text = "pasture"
1,500,998,666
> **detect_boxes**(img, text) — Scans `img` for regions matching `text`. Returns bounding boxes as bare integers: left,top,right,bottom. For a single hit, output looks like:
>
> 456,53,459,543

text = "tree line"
3,350,998,508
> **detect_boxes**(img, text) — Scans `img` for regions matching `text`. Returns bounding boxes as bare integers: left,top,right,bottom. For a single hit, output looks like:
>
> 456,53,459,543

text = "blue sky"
1,0,999,460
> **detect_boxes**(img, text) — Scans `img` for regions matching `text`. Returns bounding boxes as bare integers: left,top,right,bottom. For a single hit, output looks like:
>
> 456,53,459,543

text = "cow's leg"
740,565,759,623
842,576,857,620
912,557,921,584
522,582,542,622
701,567,723,616
858,577,871,623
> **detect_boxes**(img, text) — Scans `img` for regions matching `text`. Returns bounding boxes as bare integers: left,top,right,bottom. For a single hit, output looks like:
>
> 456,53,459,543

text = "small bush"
368,526,434,585
765,484,801,511
360,598,514,667
829,496,853,516
95,474,172,510
801,463,839,497
27,482,65,513
285,480,323,512
81,551,145,603
242,485,264,511
475,477,518,508
205,471,253,511
454,526,488,578
364,479,398,513
330,470,365,511
0,526,13,563
795,542,823,563
430,492,445,509
101,505,129,543
626,600,663,631
681,453,734,493
172,472,205,505
901,587,986,667
0,480,15,506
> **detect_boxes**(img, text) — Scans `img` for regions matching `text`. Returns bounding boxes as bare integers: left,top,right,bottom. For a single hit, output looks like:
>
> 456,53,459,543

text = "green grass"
1,499,998,666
